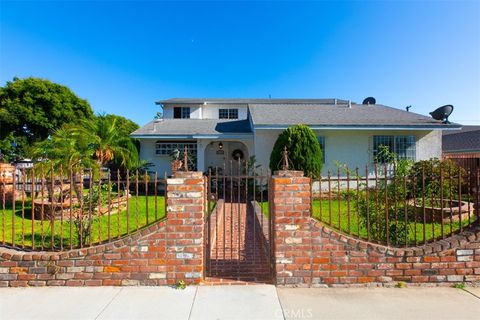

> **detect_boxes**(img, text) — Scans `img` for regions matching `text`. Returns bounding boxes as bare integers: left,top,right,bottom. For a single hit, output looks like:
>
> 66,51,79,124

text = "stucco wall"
138,139,171,174
254,129,443,174
201,104,248,120
138,138,255,175
163,105,202,119
199,138,254,173
139,129,442,176
162,104,248,120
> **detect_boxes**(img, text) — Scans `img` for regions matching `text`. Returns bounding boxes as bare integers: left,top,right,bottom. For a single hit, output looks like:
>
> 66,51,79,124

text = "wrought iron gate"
204,161,274,283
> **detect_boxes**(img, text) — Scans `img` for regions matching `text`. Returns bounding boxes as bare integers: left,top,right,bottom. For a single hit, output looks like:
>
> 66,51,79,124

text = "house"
442,125,480,172
130,98,461,175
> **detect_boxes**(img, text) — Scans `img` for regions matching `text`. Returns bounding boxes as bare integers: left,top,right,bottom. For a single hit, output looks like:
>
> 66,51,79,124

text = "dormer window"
219,108,238,119
174,107,190,119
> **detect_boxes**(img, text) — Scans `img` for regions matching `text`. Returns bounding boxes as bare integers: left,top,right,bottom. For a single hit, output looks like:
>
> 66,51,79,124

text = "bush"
409,158,465,205
269,124,323,178
355,155,466,245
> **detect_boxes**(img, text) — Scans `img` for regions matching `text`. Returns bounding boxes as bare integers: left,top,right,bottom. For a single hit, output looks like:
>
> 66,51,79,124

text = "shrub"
409,158,465,205
269,124,323,178
355,154,466,245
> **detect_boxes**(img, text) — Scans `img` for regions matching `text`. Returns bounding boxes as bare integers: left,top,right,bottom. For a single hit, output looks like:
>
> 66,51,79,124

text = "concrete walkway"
0,285,479,320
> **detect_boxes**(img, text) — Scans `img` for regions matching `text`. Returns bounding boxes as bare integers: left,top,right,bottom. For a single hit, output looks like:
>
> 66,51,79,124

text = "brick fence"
0,171,205,287
272,170,480,287
0,169,479,287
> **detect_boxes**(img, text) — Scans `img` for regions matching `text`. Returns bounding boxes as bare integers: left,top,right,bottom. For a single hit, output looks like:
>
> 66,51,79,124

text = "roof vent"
430,105,454,124
362,97,376,105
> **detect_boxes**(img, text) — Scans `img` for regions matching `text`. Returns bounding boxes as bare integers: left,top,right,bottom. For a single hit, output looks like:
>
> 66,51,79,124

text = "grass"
259,199,476,246
1,196,165,249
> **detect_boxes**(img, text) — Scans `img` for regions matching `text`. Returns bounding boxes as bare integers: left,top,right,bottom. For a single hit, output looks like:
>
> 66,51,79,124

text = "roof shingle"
248,103,460,128
131,119,252,136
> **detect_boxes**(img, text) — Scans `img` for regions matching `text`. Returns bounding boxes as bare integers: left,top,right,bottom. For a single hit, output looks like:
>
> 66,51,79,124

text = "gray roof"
442,125,480,136
131,119,252,136
248,103,461,129
442,126,480,153
157,98,350,105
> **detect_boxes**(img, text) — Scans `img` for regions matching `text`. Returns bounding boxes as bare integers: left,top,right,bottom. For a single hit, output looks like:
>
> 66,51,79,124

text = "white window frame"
372,135,416,163
317,136,326,164
155,141,197,156
218,108,239,119
173,107,190,119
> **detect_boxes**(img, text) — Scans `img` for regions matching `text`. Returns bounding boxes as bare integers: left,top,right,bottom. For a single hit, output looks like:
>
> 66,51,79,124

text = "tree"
74,114,139,169
0,77,94,159
102,114,139,138
269,124,323,177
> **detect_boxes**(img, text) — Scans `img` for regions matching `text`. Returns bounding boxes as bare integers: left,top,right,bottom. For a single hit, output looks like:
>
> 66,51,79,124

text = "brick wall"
0,171,205,287
1,169,479,287
310,222,480,287
0,221,168,287
271,170,313,286
165,171,205,285
272,170,480,287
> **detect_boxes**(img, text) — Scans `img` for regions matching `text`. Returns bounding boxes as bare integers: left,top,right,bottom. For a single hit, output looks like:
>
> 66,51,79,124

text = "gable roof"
248,103,461,129
442,126,480,153
130,119,252,137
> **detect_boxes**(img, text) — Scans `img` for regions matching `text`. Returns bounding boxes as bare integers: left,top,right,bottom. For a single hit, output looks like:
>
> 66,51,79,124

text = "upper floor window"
317,136,326,163
219,109,238,119
174,107,190,119
373,135,416,163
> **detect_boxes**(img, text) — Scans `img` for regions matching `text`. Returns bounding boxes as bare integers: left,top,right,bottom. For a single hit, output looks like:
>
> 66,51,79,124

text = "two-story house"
130,98,461,175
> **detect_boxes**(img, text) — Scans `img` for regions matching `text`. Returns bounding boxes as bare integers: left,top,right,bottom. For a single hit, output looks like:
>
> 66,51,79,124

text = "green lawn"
259,199,476,246
1,196,165,249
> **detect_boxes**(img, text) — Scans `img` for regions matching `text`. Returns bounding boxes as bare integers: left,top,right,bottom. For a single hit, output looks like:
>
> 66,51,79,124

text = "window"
155,141,197,170
155,141,197,156
317,136,326,163
173,107,190,119
373,135,416,163
219,109,238,119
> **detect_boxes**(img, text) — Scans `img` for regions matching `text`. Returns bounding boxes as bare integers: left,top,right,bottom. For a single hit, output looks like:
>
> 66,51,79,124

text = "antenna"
429,105,454,124
406,105,411,112
362,97,376,105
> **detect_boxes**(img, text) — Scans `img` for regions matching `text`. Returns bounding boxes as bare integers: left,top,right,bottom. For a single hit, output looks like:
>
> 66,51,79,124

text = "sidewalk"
0,285,479,320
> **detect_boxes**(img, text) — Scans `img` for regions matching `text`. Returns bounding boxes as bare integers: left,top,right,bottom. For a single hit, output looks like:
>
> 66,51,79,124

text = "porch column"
196,140,207,173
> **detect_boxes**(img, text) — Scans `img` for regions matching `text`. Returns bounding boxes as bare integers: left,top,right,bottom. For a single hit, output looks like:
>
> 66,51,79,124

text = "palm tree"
33,115,139,203
75,115,139,169
32,124,95,203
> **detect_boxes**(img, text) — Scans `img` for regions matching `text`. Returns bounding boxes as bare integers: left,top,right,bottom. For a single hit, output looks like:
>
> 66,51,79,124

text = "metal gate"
204,161,274,283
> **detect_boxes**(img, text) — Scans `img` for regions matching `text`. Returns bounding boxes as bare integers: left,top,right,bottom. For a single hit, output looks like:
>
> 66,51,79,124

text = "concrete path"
0,285,479,320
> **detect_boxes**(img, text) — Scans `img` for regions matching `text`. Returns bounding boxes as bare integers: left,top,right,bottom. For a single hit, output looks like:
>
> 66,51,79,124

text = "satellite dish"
362,97,376,105
429,105,454,124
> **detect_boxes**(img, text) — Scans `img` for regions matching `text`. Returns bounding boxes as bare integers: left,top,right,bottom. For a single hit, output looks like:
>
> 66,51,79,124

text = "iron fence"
205,160,274,283
311,164,480,247
0,166,167,251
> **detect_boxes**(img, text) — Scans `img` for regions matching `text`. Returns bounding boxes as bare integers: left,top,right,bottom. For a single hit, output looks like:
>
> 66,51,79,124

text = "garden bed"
408,199,475,224
32,195,129,220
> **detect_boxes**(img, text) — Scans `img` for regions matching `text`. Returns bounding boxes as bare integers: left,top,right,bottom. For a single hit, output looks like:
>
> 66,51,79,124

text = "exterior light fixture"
218,142,223,150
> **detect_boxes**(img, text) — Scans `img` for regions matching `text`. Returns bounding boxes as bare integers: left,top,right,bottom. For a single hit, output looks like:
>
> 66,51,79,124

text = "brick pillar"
166,171,205,285
271,170,312,286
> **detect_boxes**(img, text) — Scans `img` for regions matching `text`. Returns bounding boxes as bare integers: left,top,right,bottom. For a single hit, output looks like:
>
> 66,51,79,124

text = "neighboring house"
130,98,461,175
442,125,480,172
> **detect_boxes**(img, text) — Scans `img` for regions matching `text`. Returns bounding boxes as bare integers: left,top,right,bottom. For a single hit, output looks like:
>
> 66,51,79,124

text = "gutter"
130,133,254,139
253,124,462,131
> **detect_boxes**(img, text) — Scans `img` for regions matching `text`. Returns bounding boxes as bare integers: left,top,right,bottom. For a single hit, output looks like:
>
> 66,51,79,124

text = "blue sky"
1,1,479,126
